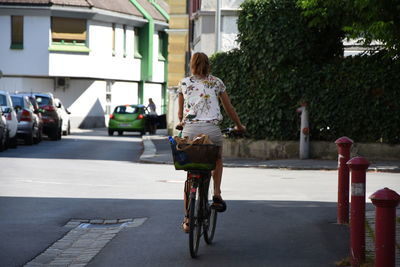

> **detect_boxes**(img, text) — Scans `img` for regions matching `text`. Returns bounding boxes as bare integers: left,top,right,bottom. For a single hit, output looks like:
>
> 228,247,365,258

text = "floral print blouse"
177,75,226,124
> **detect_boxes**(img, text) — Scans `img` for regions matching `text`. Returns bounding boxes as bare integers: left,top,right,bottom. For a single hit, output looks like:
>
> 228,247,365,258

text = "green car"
108,104,147,136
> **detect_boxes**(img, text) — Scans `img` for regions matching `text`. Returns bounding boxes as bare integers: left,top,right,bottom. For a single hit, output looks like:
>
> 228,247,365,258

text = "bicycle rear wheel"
204,177,217,244
189,187,202,258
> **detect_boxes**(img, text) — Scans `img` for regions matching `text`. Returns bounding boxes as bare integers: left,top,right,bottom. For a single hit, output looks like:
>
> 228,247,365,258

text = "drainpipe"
129,0,154,105
129,0,154,83
215,0,221,52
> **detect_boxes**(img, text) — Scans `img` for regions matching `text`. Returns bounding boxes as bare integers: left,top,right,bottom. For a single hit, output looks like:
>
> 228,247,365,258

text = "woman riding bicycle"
177,52,245,232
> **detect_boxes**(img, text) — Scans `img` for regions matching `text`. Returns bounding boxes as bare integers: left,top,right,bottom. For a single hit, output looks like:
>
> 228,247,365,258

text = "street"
0,129,399,267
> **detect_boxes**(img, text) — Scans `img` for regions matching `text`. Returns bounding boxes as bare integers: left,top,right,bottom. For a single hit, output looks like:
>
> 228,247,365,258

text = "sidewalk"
140,129,400,172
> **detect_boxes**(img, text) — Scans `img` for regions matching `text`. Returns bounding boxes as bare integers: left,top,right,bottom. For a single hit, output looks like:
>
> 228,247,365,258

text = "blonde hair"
190,52,210,77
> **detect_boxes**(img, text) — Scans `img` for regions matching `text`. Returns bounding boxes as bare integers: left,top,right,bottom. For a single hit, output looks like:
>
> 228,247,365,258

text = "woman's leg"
212,158,223,197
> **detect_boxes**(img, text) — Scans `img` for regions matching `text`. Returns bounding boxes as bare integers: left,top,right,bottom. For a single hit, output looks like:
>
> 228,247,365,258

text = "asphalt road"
0,129,399,267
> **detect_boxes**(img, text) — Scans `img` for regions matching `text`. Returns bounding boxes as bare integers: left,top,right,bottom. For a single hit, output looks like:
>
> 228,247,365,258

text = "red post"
335,137,353,224
369,188,400,267
347,156,370,267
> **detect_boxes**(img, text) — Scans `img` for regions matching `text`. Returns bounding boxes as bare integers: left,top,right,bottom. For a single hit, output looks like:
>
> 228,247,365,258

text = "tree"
297,0,400,56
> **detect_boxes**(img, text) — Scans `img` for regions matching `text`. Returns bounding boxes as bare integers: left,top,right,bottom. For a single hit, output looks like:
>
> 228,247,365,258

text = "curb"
139,136,400,172
139,136,156,161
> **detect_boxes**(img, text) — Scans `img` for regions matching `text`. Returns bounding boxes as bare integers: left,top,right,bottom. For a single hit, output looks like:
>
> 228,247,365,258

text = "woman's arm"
178,93,184,122
219,91,246,132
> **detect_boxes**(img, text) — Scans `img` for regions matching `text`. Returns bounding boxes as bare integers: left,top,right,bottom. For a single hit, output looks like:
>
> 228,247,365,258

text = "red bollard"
335,137,354,224
369,188,400,267
347,156,370,267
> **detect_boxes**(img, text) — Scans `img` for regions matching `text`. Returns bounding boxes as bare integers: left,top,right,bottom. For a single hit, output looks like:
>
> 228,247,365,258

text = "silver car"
0,90,18,148
10,95,41,145
0,107,7,151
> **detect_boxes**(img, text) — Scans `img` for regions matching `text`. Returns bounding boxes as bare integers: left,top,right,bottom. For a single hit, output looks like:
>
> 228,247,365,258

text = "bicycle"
169,132,219,258
169,127,244,258
184,169,218,258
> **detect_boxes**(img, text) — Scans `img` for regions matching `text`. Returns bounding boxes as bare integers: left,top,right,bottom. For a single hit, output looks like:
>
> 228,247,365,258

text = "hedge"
210,0,400,144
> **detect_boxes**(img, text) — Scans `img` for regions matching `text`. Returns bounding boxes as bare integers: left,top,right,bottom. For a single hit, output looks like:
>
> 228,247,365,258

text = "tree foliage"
298,0,400,56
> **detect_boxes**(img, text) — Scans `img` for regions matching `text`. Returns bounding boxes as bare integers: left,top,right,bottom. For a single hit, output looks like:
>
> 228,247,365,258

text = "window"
114,105,138,114
158,32,166,61
49,17,90,53
112,23,116,56
51,17,86,44
134,28,142,59
11,16,23,49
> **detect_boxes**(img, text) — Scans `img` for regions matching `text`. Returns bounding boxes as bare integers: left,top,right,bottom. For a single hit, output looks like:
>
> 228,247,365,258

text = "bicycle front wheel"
189,188,201,258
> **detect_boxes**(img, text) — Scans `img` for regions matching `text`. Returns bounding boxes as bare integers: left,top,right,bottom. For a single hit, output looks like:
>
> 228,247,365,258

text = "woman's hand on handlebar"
175,122,184,131
234,124,246,133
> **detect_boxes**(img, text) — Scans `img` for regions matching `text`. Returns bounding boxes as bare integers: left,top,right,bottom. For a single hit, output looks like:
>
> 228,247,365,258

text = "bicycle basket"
170,143,219,171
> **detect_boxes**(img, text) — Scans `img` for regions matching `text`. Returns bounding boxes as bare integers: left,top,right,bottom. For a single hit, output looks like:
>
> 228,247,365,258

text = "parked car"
0,107,8,151
10,94,41,145
0,90,18,148
54,98,71,135
33,93,62,141
108,104,147,136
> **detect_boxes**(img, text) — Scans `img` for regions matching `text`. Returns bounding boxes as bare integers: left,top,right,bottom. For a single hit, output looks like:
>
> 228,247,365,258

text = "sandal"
212,196,227,212
181,216,190,233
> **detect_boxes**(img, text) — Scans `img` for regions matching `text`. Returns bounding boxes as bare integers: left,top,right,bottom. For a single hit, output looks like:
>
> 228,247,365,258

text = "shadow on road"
0,129,144,162
0,196,352,267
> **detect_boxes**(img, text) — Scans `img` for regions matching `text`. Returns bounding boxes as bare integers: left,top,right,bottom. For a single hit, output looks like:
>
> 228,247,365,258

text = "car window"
11,96,24,108
0,94,7,106
28,97,40,110
114,106,138,114
35,96,52,107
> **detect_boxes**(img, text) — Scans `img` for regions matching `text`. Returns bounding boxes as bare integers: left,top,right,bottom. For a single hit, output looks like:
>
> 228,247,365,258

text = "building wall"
49,20,142,81
152,31,165,83
0,15,49,76
165,0,189,134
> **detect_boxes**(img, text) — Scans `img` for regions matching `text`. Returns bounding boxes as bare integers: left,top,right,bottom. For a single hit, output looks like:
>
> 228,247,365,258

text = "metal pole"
215,0,221,52
347,156,370,267
335,136,353,224
370,188,400,267
296,104,310,159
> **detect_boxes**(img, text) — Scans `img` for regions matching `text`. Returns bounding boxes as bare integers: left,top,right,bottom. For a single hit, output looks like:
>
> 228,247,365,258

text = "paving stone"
24,262,45,267
65,222,81,228
104,219,118,224
90,219,104,224
31,254,57,264
118,218,133,223
24,217,147,267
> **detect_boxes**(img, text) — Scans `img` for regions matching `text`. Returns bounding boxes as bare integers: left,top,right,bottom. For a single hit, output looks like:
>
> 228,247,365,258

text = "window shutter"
52,17,86,43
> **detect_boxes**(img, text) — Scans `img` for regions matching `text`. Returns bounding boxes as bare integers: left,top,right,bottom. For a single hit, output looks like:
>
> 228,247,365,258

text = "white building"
0,0,169,128
190,0,243,56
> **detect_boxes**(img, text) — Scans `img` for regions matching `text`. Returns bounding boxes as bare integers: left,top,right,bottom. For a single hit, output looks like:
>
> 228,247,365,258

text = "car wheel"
57,126,62,140
33,125,40,144
8,135,17,148
108,129,114,136
0,130,6,152
38,128,43,142
50,128,58,141
24,133,34,145
140,130,146,136
118,131,123,136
